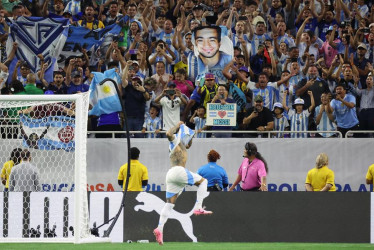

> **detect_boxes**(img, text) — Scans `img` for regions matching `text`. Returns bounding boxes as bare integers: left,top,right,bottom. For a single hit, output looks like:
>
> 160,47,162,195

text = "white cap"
273,102,283,111
294,98,305,105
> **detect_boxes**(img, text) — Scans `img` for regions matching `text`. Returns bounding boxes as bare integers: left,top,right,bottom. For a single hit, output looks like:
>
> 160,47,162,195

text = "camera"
362,28,370,33
166,89,175,96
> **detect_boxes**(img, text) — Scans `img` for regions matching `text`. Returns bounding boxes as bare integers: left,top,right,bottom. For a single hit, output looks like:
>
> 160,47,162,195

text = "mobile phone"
220,94,224,99
129,49,138,54
345,35,350,42
131,54,137,60
151,37,156,42
207,11,214,16
362,28,370,33
159,44,164,49
166,89,175,95
305,0,310,5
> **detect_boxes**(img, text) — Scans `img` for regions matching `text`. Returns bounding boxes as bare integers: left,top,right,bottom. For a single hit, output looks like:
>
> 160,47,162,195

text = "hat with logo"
273,102,284,111
293,98,304,106
193,4,204,10
71,71,81,78
254,95,263,102
205,73,215,80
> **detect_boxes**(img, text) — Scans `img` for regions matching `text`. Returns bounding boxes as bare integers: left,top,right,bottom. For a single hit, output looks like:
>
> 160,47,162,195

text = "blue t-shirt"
67,83,89,94
330,94,359,129
197,162,229,189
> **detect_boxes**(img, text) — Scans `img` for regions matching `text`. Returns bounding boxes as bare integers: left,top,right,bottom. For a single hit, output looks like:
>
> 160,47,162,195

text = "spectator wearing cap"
283,91,315,138
11,60,30,86
66,70,89,94
354,42,370,89
326,82,359,137
47,71,68,94
154,81,187,131
319,25,340,68
243,95,274,138
272,102,289,138
314,92,337,138
42,0,64,18
197,72,218,109
122,75,150,138
351,72,374,137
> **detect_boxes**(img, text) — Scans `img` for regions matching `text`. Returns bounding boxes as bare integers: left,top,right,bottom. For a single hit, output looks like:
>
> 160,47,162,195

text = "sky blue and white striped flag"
20,114,75,151
88,68,122,117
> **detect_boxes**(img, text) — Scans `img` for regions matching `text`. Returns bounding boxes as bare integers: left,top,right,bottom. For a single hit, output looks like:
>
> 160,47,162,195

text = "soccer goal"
0,93,108,243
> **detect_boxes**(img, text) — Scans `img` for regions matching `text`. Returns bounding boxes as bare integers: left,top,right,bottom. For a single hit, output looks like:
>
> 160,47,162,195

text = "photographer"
154,81,187,131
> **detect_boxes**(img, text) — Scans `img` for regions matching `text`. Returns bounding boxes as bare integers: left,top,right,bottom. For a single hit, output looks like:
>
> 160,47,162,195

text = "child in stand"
282,90,315,138
272,102,289,138
141,106,161,138
189,106,207,138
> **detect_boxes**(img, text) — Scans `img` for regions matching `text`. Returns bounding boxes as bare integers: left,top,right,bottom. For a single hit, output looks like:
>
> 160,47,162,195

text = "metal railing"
85,130,344,138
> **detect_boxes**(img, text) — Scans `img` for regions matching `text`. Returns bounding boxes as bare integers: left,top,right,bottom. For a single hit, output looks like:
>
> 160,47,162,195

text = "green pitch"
0,242,372,250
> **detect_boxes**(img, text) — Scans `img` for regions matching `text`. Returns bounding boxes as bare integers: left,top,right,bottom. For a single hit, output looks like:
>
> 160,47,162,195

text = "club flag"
88,68,122,116
229,82,247,112
6,16,69,83
20,114,75,152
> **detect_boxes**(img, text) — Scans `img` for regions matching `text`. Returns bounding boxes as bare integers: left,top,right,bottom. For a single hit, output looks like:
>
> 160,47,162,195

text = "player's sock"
157,203,174,232
194,179,209,210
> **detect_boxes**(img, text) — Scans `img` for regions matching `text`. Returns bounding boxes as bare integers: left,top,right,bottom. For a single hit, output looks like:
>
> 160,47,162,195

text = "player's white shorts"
165,166,202,199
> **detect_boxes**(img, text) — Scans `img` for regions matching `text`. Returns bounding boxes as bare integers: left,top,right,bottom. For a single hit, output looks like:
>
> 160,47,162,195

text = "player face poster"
189,26,233,84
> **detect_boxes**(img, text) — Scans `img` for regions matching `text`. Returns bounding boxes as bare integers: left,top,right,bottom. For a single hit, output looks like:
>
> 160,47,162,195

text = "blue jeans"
124,117,144,138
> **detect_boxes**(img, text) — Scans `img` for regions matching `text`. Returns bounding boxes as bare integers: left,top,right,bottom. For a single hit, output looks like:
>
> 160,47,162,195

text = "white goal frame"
0,93,110,244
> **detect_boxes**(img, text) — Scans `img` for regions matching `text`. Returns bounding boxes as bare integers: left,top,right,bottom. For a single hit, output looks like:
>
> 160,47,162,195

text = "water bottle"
137,240,149,243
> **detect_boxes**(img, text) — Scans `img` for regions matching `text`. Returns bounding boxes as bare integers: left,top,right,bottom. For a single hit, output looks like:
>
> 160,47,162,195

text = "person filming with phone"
154,82,187,131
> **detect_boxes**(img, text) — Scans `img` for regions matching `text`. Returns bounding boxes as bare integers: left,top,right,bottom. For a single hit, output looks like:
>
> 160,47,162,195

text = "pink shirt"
173,80,194,97
320,40,339,68
238,158,267,190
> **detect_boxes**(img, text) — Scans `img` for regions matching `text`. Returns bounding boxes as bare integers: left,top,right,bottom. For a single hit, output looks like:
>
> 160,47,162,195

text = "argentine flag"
88,68,122,117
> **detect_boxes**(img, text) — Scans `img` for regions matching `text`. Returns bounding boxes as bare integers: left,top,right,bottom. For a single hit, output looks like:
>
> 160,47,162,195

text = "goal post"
0,93,109,243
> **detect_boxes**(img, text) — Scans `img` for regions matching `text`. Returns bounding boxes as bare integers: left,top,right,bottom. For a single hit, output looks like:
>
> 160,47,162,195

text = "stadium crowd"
0,0,373,138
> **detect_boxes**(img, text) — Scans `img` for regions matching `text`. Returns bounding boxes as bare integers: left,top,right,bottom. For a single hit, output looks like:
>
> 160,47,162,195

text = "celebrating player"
153,121,212,245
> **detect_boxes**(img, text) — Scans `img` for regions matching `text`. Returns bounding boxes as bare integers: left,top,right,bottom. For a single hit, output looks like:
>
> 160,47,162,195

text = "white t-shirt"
160,96,182,131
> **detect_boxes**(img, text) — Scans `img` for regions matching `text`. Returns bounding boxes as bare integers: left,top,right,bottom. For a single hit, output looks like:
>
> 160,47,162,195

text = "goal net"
0,93,102,243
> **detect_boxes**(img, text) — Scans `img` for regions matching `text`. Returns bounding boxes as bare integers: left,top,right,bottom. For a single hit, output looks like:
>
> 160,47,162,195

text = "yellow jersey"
117,160,148,191
1,160,15,189
366,164,374,191
305,166,336,191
